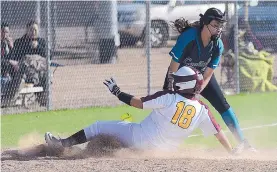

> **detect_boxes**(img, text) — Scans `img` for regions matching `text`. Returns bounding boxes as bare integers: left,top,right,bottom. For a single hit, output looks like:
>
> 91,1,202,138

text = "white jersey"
84,90,221,151
138,90,220,150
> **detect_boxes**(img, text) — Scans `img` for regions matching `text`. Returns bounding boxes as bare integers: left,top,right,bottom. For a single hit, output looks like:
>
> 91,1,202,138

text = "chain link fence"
1,0,277,115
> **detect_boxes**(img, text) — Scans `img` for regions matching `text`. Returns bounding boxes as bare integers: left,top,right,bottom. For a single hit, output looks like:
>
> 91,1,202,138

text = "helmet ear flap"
203,16,210,25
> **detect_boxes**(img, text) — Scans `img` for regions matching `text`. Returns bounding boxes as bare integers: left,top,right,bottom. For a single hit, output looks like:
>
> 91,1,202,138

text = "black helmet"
200,8,227,25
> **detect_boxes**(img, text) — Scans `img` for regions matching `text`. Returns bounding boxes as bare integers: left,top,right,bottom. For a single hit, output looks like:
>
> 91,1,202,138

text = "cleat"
232,141,245,155
45,132,64,152
243,139,258,153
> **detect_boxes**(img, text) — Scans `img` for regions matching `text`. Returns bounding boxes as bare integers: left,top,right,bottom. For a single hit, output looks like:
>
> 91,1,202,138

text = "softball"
120,113,133,122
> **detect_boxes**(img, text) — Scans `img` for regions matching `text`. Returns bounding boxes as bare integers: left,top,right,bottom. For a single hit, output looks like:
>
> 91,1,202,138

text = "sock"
61,129,87,147
221,108,244,142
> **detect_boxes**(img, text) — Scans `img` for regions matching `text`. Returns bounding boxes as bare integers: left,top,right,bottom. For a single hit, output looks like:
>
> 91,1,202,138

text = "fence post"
52,1,57,51
46,0,52,110
146,1,151,95
0,0,2,114
35,0,41,29
234,1,240,94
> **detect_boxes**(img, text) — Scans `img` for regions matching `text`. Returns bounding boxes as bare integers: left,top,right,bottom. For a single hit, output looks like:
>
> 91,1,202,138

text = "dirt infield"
2,134,277,172
2,148,277,172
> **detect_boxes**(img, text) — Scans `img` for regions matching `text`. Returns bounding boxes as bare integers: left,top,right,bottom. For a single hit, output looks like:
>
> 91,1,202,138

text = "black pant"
200,74,230,114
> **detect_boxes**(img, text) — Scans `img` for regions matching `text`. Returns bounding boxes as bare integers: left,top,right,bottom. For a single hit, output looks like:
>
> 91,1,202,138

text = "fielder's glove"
167,71,174,91
103,77,121,97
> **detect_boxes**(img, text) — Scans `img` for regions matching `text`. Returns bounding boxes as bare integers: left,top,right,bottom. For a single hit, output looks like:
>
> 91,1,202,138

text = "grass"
1,92,277,148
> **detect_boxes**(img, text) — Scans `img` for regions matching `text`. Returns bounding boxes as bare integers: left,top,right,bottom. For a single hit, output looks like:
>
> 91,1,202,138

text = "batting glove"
103,77,121,97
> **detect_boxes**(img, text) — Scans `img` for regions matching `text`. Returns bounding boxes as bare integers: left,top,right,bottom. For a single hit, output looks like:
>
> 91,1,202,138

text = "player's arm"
199,103,233,153
201,39,224,92
103,77,143,109
200,67,214,92
214,130,233,153
130,97,143,109
164,29,195,90
169,59,180,73
104,78,172,110
163,60,180,90
200,115,233,153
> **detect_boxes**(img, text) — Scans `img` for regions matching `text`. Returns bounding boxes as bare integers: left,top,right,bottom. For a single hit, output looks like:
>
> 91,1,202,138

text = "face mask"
206,23,224,41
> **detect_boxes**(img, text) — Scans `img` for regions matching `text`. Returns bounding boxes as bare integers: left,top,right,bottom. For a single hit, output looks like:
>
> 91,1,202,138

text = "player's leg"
83,120,138,147
200,74,245,143
45,120,139,150
45,130,87,151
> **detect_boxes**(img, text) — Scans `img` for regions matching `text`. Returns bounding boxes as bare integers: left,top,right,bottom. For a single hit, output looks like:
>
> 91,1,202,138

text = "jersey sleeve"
198,102,221,137
169,28,196,63
207,38,224,69
140,91,175,110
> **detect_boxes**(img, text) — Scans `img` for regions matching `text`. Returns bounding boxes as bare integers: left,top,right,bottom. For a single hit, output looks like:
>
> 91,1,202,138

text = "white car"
117,0,235,48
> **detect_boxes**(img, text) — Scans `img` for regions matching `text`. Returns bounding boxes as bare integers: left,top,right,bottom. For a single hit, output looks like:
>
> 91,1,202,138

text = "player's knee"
216,98,230,115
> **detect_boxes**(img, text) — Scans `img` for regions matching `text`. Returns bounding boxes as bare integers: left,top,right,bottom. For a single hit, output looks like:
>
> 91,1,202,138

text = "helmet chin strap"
206,25,220,41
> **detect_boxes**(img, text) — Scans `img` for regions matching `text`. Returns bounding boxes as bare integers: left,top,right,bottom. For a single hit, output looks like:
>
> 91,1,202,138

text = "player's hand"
103,77,121,97
6,36,14,48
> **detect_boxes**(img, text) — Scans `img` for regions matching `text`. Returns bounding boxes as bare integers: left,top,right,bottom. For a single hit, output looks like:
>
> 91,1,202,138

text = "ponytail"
170,17,202,34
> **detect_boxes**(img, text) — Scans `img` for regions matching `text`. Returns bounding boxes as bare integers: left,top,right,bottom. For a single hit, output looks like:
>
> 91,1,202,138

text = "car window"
257,1,277,6
176,0,210,5
151,0,170,5
237,1,277,8
118,0,170,5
